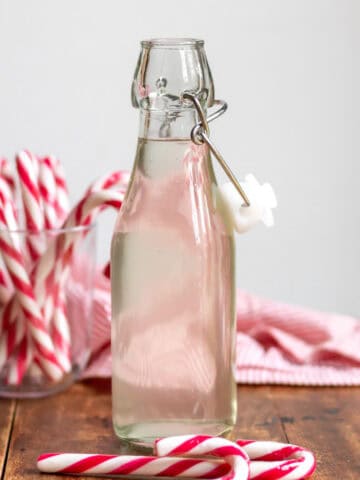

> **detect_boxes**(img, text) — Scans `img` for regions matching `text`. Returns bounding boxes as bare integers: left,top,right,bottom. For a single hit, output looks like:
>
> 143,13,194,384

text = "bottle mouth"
141,38,204,49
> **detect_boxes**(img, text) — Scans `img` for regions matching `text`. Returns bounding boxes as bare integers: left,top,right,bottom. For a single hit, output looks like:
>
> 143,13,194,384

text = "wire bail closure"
182,92,250,207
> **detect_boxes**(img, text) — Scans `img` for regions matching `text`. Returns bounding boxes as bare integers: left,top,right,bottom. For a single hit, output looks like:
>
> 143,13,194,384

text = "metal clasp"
182,92,250,207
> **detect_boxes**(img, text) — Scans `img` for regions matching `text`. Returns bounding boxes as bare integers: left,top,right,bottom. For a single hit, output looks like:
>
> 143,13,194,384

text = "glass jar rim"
141,38,204,49
0,222,96,235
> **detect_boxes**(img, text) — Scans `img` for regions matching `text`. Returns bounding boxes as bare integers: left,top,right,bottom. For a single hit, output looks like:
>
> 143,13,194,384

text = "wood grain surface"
0,399,15,479
1,381,359,479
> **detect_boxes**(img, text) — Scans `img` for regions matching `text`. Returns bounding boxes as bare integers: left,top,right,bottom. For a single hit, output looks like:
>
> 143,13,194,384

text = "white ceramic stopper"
220,174,277,233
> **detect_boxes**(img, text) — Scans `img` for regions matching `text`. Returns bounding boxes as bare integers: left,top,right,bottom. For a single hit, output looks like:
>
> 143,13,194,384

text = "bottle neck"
133,120,217,190
138,108,199,140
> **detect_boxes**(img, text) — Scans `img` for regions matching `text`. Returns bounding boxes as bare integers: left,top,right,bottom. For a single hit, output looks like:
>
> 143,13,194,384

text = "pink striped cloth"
236,291,360,385
78,270,360,386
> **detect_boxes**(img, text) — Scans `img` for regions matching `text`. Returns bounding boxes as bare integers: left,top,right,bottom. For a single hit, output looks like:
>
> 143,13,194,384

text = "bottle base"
113,420,234,449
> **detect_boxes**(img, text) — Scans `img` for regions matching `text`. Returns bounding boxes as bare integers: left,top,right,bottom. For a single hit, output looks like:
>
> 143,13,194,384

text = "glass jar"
111,38,237,446
0,223,95,398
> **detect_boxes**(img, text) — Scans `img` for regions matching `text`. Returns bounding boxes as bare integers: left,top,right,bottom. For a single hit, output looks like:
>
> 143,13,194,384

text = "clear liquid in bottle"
111,138,236,446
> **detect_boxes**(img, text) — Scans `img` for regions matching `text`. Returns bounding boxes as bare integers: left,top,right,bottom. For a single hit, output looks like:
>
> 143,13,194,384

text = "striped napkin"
74,270,360,386
236,290,360,385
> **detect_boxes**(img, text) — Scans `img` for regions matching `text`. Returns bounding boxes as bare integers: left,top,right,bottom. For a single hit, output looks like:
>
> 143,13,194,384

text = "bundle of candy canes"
0,151,129,385
37,434,316,479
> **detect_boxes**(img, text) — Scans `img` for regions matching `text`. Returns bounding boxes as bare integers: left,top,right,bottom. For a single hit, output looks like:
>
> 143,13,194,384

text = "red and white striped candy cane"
0,269,13,307
37,156,58,315
0,178,16,306
51,284,71,373
0,157,16,197
46,170,128,365
38,156,72,372
16,150,45,264
5,154,69,380
237,440,316,480
86,170,130,195
37,189,124,364
37,453,231,478
7,152,62,379
0,177,20,247
2,189,124,380
52,157,70,222
37,189,124,314
74,172,127,228
156,435,249,480
39,156,58,230
5,330,34,385
0,173,39,381
37,438,316,480
37,189,124,285
0,179,22,372
35,190,124,369
32,188,124,304
0,301,25,373
85,170,129,280
0,197,63,382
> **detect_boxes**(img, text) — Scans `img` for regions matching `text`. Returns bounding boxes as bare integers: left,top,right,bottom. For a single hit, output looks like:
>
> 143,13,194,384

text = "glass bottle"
111,38,237,446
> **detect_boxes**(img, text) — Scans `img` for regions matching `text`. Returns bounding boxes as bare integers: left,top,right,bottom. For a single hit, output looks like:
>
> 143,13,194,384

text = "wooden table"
1,381,359,479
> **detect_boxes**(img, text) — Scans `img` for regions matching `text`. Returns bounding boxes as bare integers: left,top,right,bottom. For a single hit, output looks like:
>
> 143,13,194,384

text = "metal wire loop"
207,99,228,124
183,92,251,207
182,92,210,137
191,124,205,145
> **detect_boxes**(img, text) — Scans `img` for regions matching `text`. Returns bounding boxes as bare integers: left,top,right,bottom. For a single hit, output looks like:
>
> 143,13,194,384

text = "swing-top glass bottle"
111,38,237,446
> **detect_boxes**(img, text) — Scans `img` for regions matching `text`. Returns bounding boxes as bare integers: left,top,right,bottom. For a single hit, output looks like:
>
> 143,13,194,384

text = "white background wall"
0,0,359,316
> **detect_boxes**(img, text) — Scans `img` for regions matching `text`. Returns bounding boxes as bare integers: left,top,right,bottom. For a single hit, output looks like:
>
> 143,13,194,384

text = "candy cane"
51,285,71,373
5,330,34,385
237,440,316,480
0,301,25,371
86,170,130,195
0,179,22,370
0,157,16,197
35,189,123,329
37,455,231,478
38,156,58,315
38,156,72,372
16,150,44,264
5,154,69,380
0,196,63,382
37,438,316,480
1,190,124,379
0,269,13,306
36,189,124,292
73,172,127,229
0,178,16,306
47,171,128,361
3,155,68,378
33,189,123,373
0,171,42,381
0,161,127,384
156,436,249,480
87,171,129,280
39,156,58,230
52,157,70,222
